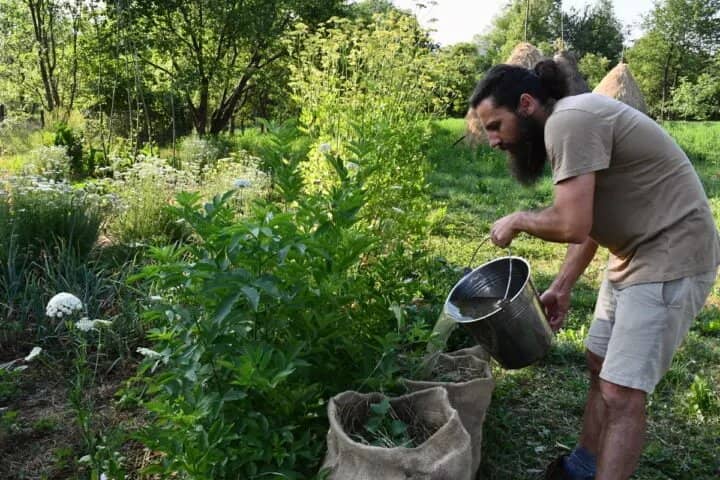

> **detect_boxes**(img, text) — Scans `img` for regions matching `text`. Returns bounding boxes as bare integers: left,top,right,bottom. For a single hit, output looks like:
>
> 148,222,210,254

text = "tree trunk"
660,43,675,121
26,0,61,112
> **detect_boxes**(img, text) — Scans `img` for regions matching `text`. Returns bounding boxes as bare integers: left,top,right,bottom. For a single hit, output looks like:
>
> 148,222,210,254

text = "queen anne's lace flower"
234,179,252,188
318,143,332,154
136,347,162,359
24,347,42,362
75,318,113,332
46,292,83,318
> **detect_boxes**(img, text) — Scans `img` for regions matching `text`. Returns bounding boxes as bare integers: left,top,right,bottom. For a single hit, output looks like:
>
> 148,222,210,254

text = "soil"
0,360,150,479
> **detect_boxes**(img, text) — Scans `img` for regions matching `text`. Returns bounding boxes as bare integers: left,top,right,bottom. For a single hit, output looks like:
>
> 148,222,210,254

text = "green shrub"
132,140,434,477
288,11,442,242
54,122,84,177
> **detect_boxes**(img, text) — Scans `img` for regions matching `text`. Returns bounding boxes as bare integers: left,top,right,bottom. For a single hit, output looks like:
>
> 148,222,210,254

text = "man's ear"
518,93,536,116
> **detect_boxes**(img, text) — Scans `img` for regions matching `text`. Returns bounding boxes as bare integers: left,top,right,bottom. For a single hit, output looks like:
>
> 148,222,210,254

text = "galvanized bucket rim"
444,255,532,324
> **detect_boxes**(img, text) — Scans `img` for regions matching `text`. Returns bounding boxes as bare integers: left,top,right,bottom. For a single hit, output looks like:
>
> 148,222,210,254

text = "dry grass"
594,62,648,113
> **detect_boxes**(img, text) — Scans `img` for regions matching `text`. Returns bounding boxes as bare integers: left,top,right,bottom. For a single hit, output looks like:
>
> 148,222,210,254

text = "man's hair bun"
534,59,568,100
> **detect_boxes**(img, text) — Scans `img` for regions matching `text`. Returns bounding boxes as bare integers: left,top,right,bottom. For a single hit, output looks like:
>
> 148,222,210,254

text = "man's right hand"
540,287,570,332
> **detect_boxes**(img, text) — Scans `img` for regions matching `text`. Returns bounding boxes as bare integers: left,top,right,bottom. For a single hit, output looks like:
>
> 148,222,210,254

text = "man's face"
475,97,547,186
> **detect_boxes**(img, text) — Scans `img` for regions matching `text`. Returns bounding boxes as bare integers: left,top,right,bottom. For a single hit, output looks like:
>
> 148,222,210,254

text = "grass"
425,118,720,479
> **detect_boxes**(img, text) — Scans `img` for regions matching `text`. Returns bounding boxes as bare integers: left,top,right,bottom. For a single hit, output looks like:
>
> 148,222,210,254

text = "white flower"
149,295,163,302
391,207,405,214
75,318,112,332
136,347,162,359
318,143,332,154
24,347,42,362
346,161,359,171
78,454,91,464
46,292,83,318
234,179,252,189
100,474,108,480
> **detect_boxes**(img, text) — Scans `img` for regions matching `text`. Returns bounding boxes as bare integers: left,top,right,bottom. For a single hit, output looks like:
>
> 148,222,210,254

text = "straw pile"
554,50,589,96
593,62,648,113
505,42,545,69
464,108,486,147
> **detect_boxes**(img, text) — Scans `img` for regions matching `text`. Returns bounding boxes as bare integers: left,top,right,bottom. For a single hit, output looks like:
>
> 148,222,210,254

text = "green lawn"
425,118,720,479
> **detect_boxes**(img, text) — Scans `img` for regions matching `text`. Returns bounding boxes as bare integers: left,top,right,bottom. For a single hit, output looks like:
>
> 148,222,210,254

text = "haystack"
505,42,544,69
593,62,648,113
463,108,486,147
554,50,589,96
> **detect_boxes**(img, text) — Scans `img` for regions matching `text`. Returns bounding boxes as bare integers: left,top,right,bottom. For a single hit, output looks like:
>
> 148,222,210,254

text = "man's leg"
577,350,605,456
595,380,646,480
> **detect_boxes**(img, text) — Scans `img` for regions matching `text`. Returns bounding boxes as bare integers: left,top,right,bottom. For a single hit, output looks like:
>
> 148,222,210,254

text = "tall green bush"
133,132,435,477
287,11,445,242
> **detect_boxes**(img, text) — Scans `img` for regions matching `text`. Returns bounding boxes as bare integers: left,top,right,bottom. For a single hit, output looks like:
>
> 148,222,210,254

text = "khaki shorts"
585,270,717,393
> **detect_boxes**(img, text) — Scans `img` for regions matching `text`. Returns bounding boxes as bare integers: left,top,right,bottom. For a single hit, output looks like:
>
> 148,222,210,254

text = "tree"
563,0,624,61
121,0,345,135
480,0,563,63
670,73,720,120
627,0,720,118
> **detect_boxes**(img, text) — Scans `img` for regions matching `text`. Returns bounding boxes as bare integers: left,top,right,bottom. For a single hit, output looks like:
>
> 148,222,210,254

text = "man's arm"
491,172,595,246
541,237,598,330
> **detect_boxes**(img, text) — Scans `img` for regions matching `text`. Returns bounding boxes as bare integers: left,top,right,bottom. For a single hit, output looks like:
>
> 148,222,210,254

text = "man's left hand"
491,212,522,247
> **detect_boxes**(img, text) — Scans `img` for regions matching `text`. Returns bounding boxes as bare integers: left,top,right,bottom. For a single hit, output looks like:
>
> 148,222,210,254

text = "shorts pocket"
661,277,686,308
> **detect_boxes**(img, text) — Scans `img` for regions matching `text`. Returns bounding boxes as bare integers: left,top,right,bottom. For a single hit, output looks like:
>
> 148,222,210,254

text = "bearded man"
469,61,719,480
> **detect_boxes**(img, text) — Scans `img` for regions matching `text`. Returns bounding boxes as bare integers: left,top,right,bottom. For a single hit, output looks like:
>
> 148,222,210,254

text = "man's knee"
585,349,604,377
598,379,646,416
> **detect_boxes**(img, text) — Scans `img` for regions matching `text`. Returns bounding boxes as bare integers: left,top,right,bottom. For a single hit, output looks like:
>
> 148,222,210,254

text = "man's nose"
487,133,501,149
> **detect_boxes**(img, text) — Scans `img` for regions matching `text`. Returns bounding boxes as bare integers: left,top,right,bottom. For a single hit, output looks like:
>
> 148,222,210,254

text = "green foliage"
434,42,487,117
578,53,612,89
131,129,435,476
684,374,720,420
670,73,720,120
353,398,414,448
288,11,441,242
626,0,720,118
54,123,84,177
0,179,104,263
563,0,624,62
480,0,562,63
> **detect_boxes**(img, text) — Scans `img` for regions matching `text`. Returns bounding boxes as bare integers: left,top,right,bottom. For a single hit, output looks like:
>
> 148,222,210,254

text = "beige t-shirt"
545,93,720,287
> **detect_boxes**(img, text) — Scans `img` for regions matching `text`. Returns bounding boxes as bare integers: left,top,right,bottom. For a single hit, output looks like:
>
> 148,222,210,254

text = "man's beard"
505,114,547,186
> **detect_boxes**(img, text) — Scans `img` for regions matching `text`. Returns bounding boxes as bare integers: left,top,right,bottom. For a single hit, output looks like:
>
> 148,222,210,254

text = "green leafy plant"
54,122,84,177
353,398,414,448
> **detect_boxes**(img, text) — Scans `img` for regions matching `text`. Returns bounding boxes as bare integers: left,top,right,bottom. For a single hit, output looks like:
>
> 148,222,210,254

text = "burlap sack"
404,352,494,477
322,387,473,480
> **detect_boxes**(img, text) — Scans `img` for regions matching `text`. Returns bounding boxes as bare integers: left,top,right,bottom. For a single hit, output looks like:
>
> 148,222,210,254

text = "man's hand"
491,212,523,247
540,287,571,332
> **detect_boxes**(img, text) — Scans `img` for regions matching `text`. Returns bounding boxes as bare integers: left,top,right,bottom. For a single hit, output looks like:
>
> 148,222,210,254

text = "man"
469,61,719,480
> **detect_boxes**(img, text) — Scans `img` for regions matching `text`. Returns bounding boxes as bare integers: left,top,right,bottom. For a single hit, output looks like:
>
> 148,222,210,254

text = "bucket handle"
467,235,514,301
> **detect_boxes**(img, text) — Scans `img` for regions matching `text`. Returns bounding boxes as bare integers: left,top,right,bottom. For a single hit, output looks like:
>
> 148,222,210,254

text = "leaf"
242,286,260,311
390,419,407,437
212,291,241,325
389,303,404,331
369,398,390,416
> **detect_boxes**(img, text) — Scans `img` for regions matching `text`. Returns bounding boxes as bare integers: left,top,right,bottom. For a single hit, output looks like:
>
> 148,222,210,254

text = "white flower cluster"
46,292,83,318
24,346,42,362
75,318,112,332
234,178,252,189
136,347,163,359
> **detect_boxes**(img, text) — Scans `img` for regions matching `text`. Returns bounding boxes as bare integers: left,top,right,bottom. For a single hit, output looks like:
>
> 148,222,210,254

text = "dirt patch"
0,360,148,479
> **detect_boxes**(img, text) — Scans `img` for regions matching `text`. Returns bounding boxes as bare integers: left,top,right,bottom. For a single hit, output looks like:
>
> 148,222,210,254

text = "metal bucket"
443,256,553,369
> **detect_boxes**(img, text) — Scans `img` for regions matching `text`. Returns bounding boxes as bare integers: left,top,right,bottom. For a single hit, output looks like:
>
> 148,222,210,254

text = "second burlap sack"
404,350,494,477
